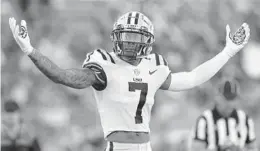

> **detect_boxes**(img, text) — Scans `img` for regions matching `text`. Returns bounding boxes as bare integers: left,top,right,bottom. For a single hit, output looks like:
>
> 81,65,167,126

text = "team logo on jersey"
134,69,140,76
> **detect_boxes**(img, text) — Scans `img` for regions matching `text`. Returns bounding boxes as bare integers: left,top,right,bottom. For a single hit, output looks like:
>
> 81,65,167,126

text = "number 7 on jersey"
128,82,148,124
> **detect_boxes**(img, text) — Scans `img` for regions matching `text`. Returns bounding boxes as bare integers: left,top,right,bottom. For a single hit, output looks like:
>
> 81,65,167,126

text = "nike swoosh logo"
149,69,158,75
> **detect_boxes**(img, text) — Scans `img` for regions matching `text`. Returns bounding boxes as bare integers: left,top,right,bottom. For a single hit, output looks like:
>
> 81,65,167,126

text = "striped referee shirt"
193,106,256,150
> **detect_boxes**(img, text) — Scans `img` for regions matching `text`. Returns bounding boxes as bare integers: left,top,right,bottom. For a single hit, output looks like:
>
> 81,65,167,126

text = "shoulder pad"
151,53,168,66
82,49,115,67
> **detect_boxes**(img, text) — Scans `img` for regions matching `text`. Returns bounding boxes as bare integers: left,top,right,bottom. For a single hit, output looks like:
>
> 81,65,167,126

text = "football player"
9,11,250,151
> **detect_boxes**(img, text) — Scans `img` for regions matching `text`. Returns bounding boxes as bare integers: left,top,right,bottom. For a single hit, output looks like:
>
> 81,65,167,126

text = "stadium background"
1,0,260,150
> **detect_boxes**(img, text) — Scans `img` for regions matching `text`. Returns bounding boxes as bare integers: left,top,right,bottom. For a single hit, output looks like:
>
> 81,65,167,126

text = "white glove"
224,23,250,58
9,17,33,55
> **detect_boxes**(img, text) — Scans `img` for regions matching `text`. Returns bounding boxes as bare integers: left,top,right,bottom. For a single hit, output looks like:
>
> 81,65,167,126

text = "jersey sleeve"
82,49,114,91
153,53,171,79
193,115,208,144
153,53,170,68
245,116,256,144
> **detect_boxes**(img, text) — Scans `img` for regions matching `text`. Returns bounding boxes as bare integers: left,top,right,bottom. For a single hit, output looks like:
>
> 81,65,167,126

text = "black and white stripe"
127,12,140,25
96,49,115,64
193,107,256,150
83,62,107,91
154,53,168,66
105,142,114,151
127,12,132,24
82,49,115,66
134,12,140,25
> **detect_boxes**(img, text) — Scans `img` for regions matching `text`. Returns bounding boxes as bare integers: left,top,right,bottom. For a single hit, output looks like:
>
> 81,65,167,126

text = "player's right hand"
9,17,33,55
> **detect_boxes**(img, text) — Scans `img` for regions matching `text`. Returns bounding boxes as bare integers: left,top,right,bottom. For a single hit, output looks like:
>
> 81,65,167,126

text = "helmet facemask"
111,28,154,61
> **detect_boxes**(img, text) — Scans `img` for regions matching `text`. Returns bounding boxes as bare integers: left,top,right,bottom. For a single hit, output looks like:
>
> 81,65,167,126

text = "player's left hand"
224,23,250,58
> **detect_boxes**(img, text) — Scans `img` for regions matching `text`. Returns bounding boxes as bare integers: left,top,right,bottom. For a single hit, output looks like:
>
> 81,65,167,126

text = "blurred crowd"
1,0,260,150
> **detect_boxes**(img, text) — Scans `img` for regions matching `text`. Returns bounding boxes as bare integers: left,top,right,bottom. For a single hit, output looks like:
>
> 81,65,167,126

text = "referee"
191,79,257,151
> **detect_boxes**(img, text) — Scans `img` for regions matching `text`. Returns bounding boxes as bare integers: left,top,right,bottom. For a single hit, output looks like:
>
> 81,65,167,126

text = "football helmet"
111,11,155,60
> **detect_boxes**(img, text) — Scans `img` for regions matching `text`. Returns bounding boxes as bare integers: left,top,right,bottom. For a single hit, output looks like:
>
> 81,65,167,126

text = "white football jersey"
82,49,170,139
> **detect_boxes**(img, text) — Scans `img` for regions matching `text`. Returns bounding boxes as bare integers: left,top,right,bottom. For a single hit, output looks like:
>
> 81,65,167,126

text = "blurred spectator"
1,99,41,151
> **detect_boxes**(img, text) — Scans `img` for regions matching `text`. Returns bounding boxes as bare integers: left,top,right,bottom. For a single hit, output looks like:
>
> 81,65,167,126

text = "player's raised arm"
160,23,250,91
9,17,97,89
28,50,97,89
